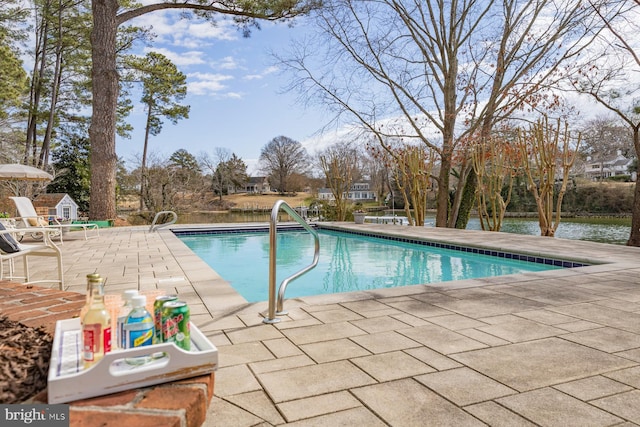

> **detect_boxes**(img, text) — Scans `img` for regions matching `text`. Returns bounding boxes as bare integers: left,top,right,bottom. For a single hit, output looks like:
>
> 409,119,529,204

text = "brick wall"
0,280,215,427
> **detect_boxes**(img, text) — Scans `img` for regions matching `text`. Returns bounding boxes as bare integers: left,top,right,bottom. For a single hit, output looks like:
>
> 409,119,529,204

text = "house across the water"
584,151,636,181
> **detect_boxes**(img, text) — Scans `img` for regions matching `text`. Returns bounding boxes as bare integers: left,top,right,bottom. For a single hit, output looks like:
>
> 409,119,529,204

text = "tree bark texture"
89,0,119,220
628,127,640,246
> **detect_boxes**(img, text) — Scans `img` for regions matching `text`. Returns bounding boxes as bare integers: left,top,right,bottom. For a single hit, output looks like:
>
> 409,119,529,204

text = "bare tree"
139,152,177,213
259,135,309,194
392,145,434,226
279,0,606,228
318,142,362,221
575,0,640,245
471,132,518,231
517,116,581,237
361,149,388,203
199,148,248,202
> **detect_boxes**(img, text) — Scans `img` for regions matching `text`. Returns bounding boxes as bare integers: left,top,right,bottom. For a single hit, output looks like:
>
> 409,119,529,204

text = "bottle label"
126,324,153,347
117,315,127,349
104,326,112,353
83,324,99,361
83,324,111,362
125,313,154,348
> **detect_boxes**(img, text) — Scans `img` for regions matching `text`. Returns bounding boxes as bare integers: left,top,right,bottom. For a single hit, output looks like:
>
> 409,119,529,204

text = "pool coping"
159,222,638,319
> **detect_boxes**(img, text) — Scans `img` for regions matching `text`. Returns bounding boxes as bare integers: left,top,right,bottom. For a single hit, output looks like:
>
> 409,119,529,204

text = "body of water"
176,212,632,245
178,229,561,302
465,217,632,245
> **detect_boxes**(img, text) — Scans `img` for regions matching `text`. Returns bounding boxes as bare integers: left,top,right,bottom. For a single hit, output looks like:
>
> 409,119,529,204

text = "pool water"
177,229,562,302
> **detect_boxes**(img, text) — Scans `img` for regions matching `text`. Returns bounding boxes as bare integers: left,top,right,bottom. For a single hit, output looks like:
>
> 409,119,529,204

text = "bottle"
116,290,139,350
80,273,101,323
82,276,111,369
124,295,154,365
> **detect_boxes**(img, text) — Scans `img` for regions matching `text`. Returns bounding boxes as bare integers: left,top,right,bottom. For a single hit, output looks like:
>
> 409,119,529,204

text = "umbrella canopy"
0,164,53,181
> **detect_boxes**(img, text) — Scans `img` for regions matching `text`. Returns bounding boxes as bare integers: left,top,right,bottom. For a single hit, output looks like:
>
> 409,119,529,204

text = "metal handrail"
263,200,320,324
149,211,178,232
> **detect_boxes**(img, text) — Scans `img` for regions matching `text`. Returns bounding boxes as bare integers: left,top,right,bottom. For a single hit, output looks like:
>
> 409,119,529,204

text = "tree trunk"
628,127,640,246
139,104,152,211
455,169,476,229
25,6,49,165
40,8,64,169
435,159,450,227
89,0,119,220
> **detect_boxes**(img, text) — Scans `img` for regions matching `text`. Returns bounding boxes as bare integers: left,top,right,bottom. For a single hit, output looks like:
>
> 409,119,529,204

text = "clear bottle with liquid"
116,290,139,350
79,273,101,324
124,295,154,365
82,277,111,369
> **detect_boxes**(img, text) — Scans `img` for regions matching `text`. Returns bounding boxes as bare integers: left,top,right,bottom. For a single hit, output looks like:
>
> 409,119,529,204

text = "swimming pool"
176,227,572,303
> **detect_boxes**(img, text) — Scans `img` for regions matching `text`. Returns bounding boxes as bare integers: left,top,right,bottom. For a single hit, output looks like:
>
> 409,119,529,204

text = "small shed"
32,193,80,220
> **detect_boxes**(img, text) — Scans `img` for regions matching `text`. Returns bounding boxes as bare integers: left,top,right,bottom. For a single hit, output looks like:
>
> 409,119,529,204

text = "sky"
112,4,640,175
119,11,335,174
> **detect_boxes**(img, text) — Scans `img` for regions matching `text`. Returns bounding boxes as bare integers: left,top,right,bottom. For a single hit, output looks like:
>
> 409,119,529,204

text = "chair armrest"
0,227,60,235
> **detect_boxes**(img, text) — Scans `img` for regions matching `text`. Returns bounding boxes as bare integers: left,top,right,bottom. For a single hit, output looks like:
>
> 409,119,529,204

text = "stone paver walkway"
10,223,640,426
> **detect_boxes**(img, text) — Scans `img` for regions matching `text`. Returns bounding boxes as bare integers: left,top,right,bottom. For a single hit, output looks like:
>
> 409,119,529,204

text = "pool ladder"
263,200,319,324
149,211,178,232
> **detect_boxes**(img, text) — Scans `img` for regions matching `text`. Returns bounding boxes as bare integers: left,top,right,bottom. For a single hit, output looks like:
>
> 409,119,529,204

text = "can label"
162,302,190,350
154,295,177,343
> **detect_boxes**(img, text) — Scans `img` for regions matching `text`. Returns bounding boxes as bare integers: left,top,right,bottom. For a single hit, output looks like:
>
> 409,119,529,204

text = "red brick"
47,301,84,313
21,293,76,304
8,308,48,321
21,312,82,334
0,288,29,297
136,387,206,427
0,280,21,287
26,287,64,295
0,293,41,305
175,373,215,403
71,389,141,407
70,410,181,427
1,300,60,315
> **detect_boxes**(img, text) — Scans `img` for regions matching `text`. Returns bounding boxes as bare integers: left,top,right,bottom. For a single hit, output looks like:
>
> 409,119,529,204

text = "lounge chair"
10,196,99,242
0,223,64,289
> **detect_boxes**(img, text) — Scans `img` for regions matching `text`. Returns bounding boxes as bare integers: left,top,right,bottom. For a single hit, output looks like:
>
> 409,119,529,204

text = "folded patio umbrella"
0,164,53,181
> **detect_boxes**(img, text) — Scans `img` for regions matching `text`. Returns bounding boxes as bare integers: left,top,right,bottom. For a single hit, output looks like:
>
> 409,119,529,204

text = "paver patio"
8,222,640,426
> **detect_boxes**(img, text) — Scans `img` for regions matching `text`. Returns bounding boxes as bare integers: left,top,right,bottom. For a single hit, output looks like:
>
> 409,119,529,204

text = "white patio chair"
9,196,99,241
0,223,64,289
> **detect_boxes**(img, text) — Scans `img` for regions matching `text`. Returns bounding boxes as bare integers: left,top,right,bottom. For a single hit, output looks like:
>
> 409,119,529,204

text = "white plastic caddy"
48,317,218,404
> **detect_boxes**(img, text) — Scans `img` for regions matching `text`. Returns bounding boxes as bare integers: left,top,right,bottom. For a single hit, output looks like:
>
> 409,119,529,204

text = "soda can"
153,295,178,343
162,301,190,351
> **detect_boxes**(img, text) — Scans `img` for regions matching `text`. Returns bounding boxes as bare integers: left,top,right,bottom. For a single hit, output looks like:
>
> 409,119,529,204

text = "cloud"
131,11,239,46
187,72,234,95
223,92,244,99
216,56,241,70
143,47,206,67
243,66,280,80
187,20,238,42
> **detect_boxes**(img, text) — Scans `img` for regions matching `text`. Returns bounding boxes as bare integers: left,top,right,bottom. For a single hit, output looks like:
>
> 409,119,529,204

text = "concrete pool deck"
14,223,640,425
